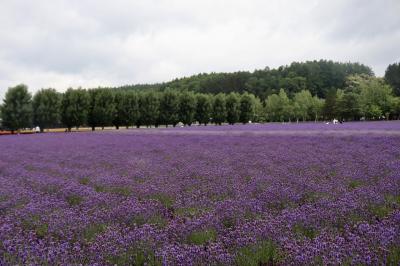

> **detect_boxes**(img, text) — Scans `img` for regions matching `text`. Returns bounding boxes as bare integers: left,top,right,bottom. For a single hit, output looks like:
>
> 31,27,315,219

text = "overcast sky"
0,0,399,99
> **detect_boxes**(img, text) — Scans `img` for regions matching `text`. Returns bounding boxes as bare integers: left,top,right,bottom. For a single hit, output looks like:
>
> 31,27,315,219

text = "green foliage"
323,88,338,119
313,255,324,265
293,90,313,121
32,88,61,131
128,214,147,227
112,90,125,129
3,60,399,129
83,223,107,242
166,71,252,95
226,92,241,124
311,96,325,121
35,223,49,238
336,90,361,120
212,93,226,125
124,91,141,128
222,216,236,228
21,214,41,230
186,228,217,245
21,214,49,239
61,88,89,130
79,177,90,185
109,186,132,197
368,105,383,119
386,245,400,265
235,240,282,266
279,75,307,97
178,91,197,125
195,93,212,125
88,89,100,129
385,194,400,205
148,193,175,208
391,97,400,119
385,62,400,96
159,89,180,126
266,89,291,122
1,251,23,265
368,203,394,219
88,88,115,130
293,224,318,239
94,184,106,192
299,191,325,204
355,75,394,119
348,180,363,190
279,88,292,121
66,195,83,206
113,90,139,129
160,60,372,99
239,92,256,124
139,91,160,127
253,97,265,122
146,214,168,228
1,84,32,132
367,193,399,220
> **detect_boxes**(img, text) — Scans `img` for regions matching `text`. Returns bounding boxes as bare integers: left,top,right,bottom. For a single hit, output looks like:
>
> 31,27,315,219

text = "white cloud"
0,0,399,99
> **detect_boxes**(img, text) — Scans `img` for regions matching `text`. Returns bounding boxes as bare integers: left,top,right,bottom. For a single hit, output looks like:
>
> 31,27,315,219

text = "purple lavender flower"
0,121,399,265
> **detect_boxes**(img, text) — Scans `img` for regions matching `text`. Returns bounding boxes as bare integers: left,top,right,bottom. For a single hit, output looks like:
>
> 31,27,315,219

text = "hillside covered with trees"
1,60,400,133
116,60,376,99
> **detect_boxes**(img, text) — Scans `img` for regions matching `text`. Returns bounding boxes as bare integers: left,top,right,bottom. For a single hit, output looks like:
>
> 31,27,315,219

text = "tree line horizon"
1,60,400,133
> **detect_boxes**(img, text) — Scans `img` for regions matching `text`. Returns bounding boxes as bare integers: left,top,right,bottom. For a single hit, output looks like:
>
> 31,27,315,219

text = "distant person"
35,126,40,133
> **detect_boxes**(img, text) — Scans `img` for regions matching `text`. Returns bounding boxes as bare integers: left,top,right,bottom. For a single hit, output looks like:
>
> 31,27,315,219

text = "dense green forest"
1,60,400,133
115,60,376,99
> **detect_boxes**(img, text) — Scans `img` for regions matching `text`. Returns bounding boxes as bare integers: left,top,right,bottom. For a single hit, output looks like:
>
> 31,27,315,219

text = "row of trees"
0,86,264,132
265,75,400,122
324,75,400,121
384,62,400,96
1,73,400,133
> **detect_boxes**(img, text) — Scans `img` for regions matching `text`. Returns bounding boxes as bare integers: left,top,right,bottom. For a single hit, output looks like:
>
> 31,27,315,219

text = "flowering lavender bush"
1,122,399,265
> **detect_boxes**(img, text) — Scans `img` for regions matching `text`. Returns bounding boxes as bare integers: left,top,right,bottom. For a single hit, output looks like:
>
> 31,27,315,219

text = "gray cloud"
1,0,399,99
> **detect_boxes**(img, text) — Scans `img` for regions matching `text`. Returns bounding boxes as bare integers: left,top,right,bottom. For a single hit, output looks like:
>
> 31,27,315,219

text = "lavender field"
1,122,400,265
